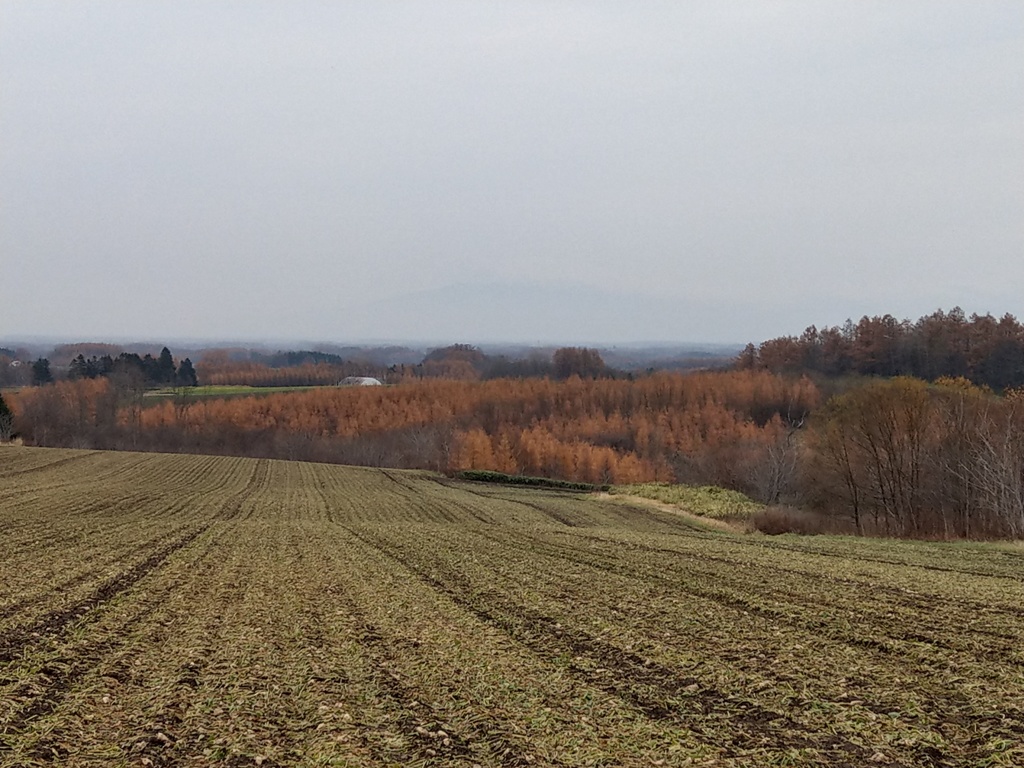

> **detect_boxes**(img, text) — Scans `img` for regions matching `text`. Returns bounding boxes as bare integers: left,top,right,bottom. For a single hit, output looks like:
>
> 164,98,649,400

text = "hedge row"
455,470,610,493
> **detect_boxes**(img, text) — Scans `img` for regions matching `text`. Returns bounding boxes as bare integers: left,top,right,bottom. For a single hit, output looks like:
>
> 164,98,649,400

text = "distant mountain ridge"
348,281,748,345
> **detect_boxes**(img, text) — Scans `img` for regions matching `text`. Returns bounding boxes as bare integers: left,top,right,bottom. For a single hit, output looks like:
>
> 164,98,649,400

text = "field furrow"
2,447,1023,767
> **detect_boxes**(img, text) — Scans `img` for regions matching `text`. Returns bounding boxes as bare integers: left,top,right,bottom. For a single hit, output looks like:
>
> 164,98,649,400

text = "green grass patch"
144,385,325,399
455,470,610,493
611,482,764,520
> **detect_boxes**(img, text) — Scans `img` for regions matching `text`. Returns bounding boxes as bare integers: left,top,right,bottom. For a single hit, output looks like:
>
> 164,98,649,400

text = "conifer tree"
31,358,53,386
0,392,13,440
157,347,177,385
176,358,198,387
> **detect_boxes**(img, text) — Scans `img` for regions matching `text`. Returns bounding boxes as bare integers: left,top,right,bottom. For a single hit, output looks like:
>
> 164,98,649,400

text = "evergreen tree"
0,392,13,440
139,354,159,385
31,358,53,386
68,354,89,380
157,347,177,384
176,358,198,387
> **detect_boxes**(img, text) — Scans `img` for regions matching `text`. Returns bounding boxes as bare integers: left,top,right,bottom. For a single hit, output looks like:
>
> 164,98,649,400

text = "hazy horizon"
3,3,1022,344
0,330,745,355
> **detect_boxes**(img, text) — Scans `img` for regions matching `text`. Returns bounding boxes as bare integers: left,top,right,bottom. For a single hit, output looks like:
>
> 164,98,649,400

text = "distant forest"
6,308,1024,540
0,345,196,388
0,341,733,389
195,344,608,386
739,308,1024,390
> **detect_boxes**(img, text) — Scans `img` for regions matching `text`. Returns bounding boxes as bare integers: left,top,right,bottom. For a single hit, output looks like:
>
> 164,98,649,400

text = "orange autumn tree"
14,370,818,498
132,370,815,492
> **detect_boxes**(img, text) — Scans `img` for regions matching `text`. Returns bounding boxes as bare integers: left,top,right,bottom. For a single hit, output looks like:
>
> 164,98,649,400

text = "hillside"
2,447,1022,766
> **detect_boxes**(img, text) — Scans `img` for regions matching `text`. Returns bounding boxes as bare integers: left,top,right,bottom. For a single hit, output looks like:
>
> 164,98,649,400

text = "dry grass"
611,482,765,520
595,491,741,533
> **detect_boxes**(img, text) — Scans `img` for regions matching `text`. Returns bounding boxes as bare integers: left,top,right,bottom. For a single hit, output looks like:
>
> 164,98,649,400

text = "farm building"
338,376,383,387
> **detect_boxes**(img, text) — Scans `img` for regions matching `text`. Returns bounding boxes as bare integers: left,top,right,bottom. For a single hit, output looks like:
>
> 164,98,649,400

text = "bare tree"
967,403,1024,537
746,418,803,505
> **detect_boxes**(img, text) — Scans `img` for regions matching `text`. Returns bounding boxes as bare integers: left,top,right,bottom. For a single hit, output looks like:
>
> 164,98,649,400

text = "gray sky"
2,2,1022,345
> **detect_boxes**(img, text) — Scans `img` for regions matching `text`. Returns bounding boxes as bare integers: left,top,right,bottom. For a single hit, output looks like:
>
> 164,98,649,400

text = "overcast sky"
2,2,1022,345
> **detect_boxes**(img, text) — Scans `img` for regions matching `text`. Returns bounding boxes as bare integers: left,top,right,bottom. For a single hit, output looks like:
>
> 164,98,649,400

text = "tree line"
739,308,1024,390
8,343,614,390
10,309,1024,539
805,377,1024,538
6,371,814,490
65,348,198,387
12,348,197,388
195,345,613,387
9,367,1024,537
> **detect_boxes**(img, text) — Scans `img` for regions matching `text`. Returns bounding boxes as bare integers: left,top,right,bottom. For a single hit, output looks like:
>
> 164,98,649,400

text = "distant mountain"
347,281,748,346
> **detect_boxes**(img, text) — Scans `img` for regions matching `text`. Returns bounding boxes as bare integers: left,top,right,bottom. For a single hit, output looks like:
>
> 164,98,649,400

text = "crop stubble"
1,446,1022,767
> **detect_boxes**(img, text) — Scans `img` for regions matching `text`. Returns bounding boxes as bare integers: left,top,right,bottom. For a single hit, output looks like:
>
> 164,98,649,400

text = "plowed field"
2,447,1023,767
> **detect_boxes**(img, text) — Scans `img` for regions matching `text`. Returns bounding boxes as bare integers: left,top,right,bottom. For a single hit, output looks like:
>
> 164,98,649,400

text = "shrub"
749,506,828,535
456,470,609,493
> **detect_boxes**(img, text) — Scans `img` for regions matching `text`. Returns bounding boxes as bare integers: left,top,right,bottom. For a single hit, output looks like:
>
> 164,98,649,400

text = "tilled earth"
1,447,1023,767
